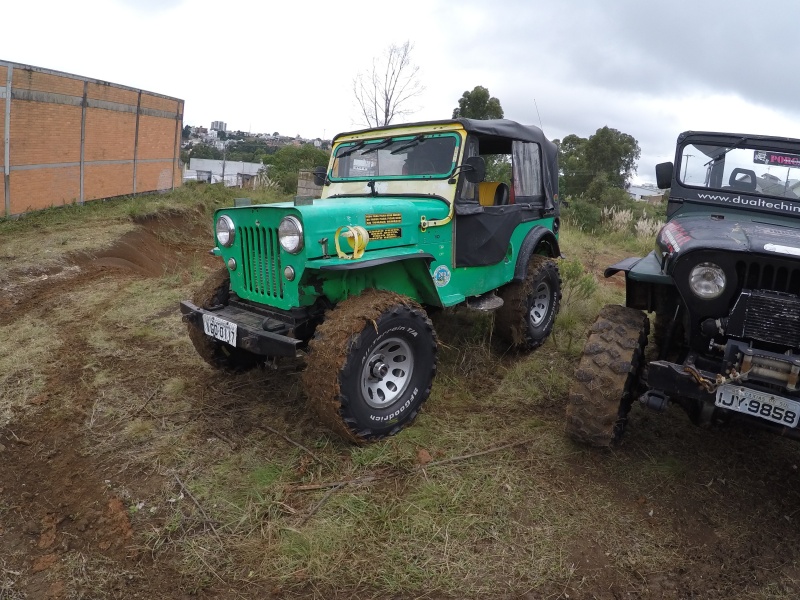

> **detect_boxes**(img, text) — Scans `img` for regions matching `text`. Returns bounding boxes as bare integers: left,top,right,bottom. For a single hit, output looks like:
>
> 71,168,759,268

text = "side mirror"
312,166,328,186
655,162,674,190
463,156,486,184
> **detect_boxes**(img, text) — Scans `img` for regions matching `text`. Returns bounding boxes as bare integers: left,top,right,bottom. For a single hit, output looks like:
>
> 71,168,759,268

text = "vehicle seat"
478,182,510,206
729,168,757,192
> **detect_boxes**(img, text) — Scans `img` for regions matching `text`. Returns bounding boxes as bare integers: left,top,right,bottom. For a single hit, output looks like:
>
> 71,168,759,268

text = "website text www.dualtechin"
697,193,800,214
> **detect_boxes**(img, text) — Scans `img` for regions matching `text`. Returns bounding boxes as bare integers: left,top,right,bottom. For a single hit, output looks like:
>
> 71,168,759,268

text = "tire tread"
565,304,649,447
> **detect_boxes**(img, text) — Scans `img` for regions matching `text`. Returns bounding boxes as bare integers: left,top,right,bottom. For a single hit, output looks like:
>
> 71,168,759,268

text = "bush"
262,144,330,195
561,191,666,237
561,196,602,231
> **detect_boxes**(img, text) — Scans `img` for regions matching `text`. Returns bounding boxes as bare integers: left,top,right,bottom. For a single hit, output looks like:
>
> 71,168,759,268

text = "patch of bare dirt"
562,411,800,599
0,213,216,598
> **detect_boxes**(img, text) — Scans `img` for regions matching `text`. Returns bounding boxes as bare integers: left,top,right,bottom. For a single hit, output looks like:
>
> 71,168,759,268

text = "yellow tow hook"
334,225,369,259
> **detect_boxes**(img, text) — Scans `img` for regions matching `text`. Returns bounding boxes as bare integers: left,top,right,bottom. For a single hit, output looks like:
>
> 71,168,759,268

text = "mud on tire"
186,267,263,373
495,255,562,351
303,289,438,443
565,304,649,447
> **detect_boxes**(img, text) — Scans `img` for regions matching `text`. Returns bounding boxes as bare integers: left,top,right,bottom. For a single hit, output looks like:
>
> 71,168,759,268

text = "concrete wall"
297,169,323,198
1,60,183,217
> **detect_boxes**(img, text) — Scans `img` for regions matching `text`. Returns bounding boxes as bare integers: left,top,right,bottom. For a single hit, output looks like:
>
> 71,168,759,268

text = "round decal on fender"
433,265,451,288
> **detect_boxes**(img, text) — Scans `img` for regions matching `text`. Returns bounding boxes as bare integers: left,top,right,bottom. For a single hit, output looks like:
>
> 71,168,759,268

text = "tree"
188,143,222,161
583,126,640,189
555,134,590,197
353,40,424,127
182,124,192,139
452,86,507,181
452,86,504,120
262,144,330,194
555,127,640,197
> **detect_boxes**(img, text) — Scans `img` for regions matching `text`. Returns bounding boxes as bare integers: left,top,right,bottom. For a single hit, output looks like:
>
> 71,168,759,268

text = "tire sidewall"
525,262,560,344
339,308,435,437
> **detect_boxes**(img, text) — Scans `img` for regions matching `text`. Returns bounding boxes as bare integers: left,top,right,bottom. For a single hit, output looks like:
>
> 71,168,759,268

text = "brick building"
1,60,184,217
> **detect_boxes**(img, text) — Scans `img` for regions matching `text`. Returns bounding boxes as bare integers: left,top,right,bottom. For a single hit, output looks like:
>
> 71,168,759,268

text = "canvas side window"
512,141,544,206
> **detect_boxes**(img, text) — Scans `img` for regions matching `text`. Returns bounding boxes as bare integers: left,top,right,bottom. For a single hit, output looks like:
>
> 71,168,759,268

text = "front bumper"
646,358,800,440
647,360,715,403
180,300,301,357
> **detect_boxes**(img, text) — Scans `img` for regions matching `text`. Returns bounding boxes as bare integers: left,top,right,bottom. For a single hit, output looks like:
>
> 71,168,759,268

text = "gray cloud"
449,0,800,113
435,0,800,181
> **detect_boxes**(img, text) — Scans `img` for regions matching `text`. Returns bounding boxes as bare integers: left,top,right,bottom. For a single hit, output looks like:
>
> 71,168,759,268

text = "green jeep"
181,118,562,442
567,131,800,446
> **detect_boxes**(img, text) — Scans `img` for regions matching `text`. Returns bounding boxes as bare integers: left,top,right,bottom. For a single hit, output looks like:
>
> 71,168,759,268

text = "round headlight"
279,216,304,254
216,215,235,247
689,262,726,299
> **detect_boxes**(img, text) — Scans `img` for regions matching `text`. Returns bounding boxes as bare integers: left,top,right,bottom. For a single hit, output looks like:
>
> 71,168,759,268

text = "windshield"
330,133,460,180
679,141,800,200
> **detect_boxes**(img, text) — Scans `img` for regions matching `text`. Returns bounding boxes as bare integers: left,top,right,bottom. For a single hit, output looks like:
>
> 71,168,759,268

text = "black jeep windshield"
330,133,459,180
679,140,800,200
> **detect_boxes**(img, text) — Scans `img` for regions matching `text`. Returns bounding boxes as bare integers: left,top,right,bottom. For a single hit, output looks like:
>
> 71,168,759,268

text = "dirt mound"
86,211,209,277
0,212,210,323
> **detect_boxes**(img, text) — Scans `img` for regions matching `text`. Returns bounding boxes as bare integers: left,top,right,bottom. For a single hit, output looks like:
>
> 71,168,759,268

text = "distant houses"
187,158,264,188
627,184,664,204
182,124,328,153
757,172,800,198
181,121,330,187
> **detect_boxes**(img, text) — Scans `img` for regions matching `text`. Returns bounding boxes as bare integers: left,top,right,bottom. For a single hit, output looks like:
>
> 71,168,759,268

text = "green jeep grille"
238,225,283,299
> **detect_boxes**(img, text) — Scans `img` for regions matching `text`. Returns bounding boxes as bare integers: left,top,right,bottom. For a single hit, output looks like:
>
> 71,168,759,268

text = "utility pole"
221,139,228,186
682,154,694,181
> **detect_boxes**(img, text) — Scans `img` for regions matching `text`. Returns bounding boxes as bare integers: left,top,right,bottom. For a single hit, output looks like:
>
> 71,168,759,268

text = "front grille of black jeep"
727,290,800,348
238,225,283,299
736,259,800,296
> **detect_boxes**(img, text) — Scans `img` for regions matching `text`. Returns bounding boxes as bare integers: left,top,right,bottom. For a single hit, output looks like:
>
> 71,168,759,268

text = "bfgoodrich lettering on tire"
565,304,649,447
186,267,262,373
496,255,562,350
303,289,438,443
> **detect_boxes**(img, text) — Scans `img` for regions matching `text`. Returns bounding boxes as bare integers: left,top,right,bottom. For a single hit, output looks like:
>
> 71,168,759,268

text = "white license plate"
202,314,237,346
715,384,800,428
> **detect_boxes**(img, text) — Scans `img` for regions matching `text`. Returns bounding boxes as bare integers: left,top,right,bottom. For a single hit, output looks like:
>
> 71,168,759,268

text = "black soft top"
458,118,553,146
678,130,800,145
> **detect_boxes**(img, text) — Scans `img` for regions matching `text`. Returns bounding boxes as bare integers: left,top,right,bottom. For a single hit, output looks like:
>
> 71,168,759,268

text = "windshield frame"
677,137,800,202
329,132,461,182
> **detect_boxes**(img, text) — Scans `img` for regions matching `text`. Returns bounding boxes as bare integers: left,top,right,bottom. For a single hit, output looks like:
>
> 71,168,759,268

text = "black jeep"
567,131,800,446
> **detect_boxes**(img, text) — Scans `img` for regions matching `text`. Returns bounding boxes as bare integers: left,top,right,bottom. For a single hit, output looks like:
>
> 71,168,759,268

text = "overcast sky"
5,0,800,183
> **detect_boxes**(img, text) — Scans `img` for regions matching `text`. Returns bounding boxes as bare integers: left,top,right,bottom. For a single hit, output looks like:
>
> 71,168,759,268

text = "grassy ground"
2,187,800,599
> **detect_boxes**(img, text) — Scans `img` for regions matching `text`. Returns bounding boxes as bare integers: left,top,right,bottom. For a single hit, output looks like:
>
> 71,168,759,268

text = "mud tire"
187,267,263,373
496,255,562,351
303,289,438,443
565,304,649,447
